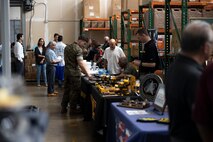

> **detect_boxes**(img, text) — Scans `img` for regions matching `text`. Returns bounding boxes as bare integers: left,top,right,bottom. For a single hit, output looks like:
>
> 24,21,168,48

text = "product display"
94,75,136,96
117,99,150,109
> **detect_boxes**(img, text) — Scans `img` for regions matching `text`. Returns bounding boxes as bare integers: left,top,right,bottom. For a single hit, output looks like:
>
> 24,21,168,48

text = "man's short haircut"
58,35,63,42
17,33,23,40
119,57,128,65
78,35,89,42
47,41,56,48
136,28,149,36
181,20,213,53
54,33,59,37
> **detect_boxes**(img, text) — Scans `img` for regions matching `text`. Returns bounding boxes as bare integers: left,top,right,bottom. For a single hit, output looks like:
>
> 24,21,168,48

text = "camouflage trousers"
61,74,81,109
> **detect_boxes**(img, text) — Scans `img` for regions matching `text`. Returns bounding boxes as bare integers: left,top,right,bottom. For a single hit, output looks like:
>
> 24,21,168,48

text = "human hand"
132,59,141,66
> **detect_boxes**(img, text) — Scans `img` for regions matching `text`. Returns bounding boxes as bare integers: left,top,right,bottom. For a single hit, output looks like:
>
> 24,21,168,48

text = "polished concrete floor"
26,84,103,142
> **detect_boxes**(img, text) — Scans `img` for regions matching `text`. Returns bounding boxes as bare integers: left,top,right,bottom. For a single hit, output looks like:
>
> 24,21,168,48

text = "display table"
81,76,92,120
107,103,169,142
91,85,139,132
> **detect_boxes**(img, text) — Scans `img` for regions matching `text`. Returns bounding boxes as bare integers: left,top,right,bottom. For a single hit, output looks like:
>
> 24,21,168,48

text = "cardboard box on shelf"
188,8,202,22
193,0,201,1
171,29,181,54
84,21,91,28
83,0,100,18
105,21,110,28
202,9,213,17
144,8,165,29
121,0,143,11
171,8,181,29
91,21,98,28
97,21,105,28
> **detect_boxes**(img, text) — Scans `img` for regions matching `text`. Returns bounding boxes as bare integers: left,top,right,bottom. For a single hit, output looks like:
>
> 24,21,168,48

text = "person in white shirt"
103,39,126,74
14,33,24,76
55,35,66,88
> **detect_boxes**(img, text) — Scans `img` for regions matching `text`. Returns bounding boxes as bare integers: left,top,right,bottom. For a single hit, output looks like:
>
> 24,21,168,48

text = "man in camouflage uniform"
61,35,91,115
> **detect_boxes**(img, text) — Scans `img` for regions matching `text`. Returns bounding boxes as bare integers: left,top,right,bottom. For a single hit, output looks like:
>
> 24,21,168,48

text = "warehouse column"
1,0,11,78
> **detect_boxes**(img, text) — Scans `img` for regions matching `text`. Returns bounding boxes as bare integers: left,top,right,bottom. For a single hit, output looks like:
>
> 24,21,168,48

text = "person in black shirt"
166,21,213,142
85,39,100,62
133,28,159,74
102,36,110,51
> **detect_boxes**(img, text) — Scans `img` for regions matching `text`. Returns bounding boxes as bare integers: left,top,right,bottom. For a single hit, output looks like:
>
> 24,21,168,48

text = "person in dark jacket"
34,38,47,87
166,20,213,142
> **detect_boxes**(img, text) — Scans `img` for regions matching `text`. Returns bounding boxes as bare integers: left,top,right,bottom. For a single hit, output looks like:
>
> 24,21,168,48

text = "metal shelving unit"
109,15,119,39
80,18,110,35
121,9,140,61
139,1,207,73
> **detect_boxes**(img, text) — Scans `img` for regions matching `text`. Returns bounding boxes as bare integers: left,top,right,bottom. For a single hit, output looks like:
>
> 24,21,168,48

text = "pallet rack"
139,1,207,73
80,18,110,35
120,9,140,61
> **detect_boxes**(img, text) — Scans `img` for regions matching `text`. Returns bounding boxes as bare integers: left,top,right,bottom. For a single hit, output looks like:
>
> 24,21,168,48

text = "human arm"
141,62,156,67
78,59,92,78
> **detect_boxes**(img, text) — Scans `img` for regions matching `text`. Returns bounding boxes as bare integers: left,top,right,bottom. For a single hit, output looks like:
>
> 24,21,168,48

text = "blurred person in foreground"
45,41,61,97
165,20,213,142
133,28,160,75
117,57,138,79
192,63,213,141
61,35,92,115
103,39,126,75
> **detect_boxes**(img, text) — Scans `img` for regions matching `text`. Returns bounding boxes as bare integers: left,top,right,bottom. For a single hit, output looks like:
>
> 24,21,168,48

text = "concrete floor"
26,84,103,142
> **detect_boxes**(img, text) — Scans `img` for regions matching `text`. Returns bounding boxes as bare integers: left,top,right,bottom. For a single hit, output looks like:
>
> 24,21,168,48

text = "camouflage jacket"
64,42,83,76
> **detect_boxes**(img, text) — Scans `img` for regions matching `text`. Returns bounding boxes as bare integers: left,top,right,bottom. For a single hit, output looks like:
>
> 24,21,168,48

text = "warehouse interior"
0,0,213,142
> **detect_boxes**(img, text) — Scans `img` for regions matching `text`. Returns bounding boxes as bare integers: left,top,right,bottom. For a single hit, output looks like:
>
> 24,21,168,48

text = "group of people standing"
60,29,162,115
34,33,66,96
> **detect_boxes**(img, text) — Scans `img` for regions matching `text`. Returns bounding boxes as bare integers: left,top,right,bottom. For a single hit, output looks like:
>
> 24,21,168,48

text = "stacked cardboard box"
144,8,165,29
171,8,182,29
97,21,105,28
25,50,36,81
121,0,143,11
84,21,91,28
105,21,110,28
188,8,202,21
171,29,181,54
202,9,213,17
83,0,100,18
91,21,98,28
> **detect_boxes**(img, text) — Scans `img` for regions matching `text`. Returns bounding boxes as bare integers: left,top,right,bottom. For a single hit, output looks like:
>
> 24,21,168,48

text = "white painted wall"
25,0,112,49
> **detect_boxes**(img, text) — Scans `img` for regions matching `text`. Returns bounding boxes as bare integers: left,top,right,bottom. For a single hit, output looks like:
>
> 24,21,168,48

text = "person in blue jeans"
34,38,47,87
45,41,61,97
